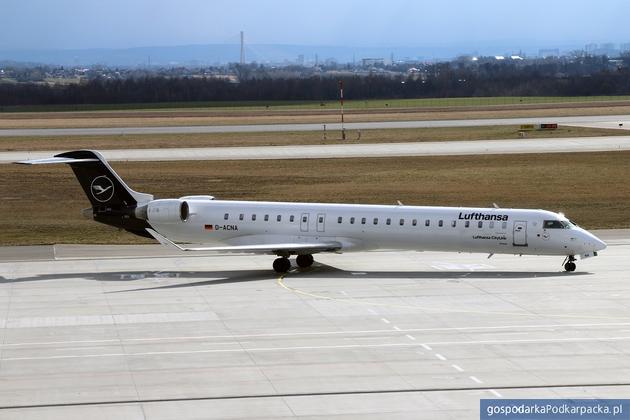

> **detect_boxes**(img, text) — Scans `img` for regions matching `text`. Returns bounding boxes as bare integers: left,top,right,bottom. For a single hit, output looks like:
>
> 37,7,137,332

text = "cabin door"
513,221,528,246
316,213,326,232
300,213,309,232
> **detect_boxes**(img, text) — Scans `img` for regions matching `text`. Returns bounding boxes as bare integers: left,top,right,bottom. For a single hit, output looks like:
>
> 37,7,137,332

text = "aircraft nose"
594,237,607,252
583,231,607,252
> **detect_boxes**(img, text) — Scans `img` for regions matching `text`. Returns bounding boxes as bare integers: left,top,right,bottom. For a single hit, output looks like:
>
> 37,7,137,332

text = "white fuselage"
149,199,606,257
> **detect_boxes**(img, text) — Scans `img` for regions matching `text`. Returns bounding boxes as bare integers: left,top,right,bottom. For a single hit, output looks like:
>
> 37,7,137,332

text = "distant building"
361,58,385,67
621,43,630,53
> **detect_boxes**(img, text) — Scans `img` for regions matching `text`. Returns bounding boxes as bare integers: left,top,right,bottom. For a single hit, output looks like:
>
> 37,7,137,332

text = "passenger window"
465,221,470,228
386,218,391,225
277,215,282,222
438,220,443,227
502,221,507,229
361,217,366,225
264,214,269,221
451,220,456,227
302,216,307,223
373,218,378,225
489,221,494,229
224,213,229,220
251,214,256,221
337,216,343,224
399,219,404,226
350,217,355,224
290,215,295,222
478,221,483,228
425,219,430,227
319,216,324,223
412,219,417,226
239,214,244,221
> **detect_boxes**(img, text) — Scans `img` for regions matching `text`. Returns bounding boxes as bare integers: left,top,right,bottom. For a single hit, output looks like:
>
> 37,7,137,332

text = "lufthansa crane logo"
90,176,114,202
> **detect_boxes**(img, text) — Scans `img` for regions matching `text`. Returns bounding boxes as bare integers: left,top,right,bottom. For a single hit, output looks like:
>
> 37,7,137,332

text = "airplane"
17,150,607,273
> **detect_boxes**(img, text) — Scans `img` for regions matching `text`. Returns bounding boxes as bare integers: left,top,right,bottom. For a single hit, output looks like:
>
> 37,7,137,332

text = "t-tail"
16,150,155,237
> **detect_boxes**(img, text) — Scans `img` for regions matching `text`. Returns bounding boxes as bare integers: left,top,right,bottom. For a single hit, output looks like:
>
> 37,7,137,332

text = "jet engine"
146,199,189,224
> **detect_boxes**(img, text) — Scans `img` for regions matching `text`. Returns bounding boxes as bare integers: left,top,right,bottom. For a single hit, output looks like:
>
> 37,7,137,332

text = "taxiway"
1,114,630,137
0,230,629,419
4,136,630,164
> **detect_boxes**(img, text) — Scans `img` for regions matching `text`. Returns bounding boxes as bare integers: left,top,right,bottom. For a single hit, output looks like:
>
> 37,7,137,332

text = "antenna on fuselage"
493,203,500,209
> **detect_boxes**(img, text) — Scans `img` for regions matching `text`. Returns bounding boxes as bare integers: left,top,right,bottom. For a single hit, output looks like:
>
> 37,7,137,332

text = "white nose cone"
583,230,607,253
594,237,607,252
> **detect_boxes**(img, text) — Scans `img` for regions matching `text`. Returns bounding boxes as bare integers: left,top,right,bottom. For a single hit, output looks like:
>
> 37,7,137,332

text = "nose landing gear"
563,255,576,272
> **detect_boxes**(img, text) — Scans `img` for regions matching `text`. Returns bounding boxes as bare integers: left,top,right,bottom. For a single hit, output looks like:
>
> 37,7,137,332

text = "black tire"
296,254,314,268
564,262,576,272
273,257,291,273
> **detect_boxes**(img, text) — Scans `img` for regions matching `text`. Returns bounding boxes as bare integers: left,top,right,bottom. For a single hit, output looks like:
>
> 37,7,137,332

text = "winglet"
146,228,185,251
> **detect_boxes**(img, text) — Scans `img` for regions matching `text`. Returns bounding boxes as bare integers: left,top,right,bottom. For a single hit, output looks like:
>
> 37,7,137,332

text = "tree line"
2,66,630,106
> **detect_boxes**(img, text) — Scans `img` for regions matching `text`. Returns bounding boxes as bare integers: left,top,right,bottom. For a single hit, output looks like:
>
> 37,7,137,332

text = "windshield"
543,220,571,229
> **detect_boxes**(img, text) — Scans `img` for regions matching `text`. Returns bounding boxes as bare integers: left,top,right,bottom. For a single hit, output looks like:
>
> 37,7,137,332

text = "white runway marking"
393,326,401,331
451,364,465,372
381,318,391,324
406,334,416,341
489,389,503,398
431,262,495,271
2,321,629,348
435,353,447,361
470,376,483,384
6,334,630,362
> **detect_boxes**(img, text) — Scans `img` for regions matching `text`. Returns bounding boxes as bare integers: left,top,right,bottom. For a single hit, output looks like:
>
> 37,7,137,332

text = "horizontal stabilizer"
146,228,342,255
15,157,99,165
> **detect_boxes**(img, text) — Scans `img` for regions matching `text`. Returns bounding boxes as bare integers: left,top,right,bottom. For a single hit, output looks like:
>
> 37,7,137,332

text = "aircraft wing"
146,228,342,255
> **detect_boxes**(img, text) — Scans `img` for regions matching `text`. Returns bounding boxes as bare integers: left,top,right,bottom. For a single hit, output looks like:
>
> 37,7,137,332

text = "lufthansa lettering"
458,212,508,221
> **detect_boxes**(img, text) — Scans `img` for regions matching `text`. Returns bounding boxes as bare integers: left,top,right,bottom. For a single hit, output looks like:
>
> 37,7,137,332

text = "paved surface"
0,230,629,419
2,114,630,137
5,136,630,164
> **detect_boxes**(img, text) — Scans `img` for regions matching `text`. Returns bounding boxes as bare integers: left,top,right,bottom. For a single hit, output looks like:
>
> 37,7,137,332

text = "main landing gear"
273,254,314,273
563,255,577,272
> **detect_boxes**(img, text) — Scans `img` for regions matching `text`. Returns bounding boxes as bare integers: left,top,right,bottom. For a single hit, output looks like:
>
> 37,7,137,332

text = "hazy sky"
2,0,630,50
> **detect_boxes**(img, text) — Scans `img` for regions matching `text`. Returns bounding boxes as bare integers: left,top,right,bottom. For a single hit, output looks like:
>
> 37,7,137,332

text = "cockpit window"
544,220,571,229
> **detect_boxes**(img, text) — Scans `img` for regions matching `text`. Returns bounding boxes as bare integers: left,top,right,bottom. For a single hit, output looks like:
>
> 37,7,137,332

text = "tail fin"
16,150,154,237
53,150,153,208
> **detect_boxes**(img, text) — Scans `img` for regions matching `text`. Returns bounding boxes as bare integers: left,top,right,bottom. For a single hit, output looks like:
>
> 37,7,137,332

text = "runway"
0,230,629,419
5,136,630,164
1,114,630,137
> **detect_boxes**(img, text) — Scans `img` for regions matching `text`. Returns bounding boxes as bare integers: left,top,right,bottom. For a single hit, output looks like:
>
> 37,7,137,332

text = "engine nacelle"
146,199,189,224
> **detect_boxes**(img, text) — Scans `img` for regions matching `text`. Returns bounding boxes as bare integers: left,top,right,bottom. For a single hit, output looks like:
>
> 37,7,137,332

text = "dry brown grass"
1,151,629,245
3,104,630,129
0,125,624,152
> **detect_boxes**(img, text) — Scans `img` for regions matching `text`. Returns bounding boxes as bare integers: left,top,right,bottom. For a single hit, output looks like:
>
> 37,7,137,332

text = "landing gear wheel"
564,262,576,272
296,254,314,268
273,257,291,273
563,255,577,272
